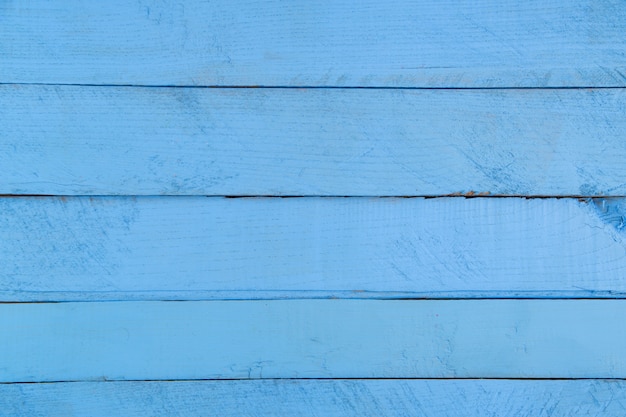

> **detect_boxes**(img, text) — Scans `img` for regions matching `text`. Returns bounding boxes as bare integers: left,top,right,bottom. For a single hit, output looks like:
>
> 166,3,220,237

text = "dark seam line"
2,82,626,90
0,195,621,199
2,297,626,305
2,377,626,384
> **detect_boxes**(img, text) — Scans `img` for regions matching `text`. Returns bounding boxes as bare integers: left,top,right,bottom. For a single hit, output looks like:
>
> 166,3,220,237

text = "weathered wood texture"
3,86,626,196
2,1,626,87
2,299,626,381
1,379,625,416
2,197,626,301
4,2,624,415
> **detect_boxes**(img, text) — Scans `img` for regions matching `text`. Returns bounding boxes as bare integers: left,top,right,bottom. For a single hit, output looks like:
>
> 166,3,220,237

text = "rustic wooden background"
2,1,626,415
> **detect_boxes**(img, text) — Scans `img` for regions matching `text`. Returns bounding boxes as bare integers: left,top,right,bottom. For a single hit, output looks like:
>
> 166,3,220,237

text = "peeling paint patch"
591,197,626,232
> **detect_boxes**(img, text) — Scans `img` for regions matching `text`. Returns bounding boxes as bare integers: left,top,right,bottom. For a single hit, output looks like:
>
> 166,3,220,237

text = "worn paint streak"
591,198,626,232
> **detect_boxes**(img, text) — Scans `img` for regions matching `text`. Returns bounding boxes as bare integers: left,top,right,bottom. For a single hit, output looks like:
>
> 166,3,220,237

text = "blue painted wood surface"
2,1,626,87
3,0,624,413
2,299,626,381
3,86,626,196
1,379,624,417
2,197,626,301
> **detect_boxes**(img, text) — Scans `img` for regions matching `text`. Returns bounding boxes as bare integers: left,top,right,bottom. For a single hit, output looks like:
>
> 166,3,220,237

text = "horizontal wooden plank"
2,196,626,301
2,1,626,87
1,379,625,416
2,299,626,381
3,86,626,196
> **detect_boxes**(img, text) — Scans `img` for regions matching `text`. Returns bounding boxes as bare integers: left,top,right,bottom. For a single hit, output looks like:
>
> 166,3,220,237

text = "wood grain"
1,379,624,416
2,1,626,87
6,0,624,412
3,196,626,301
3,85,626,196
2,299,626,381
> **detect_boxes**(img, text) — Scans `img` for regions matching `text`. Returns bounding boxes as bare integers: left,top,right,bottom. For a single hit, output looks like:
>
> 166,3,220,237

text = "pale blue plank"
2,197,625,301
1,299,626,381
1,379,625,416
3,86,626,196
2,1,626,87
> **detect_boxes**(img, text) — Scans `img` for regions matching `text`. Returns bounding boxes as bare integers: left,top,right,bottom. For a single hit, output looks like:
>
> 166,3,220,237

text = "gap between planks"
0,195,623,199
3,377,626,385
3,294,626,304
4,82,626,90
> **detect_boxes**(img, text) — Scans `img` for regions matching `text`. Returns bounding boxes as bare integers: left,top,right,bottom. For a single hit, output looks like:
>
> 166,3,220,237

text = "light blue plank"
3,86,626,196
2,1,626,87
2,197,625,301
1,379,625,416
2,299,626,381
